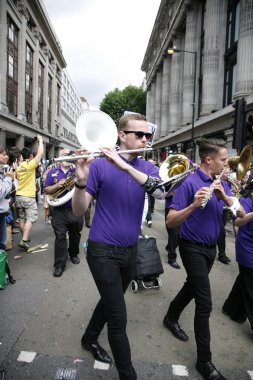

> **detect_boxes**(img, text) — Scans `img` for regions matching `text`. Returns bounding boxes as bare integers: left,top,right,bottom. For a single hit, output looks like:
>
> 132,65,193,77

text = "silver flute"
54,147,153,163
200,168,226,209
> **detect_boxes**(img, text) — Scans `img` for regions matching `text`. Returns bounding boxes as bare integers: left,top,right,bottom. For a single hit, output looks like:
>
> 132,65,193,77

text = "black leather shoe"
53,266,64,277
70,255,80,264
218,255,231,264
196,360,228,380
168,260,181,269
81,336,112,364
163,315,189,341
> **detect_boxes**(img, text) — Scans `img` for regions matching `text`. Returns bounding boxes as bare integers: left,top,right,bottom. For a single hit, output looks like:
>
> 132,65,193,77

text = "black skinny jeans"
84,240,137,380
167,240,216,362
165,208,179,261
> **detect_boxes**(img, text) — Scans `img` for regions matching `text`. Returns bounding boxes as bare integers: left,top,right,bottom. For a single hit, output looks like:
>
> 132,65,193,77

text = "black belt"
88,239,137,251
180,238,216,249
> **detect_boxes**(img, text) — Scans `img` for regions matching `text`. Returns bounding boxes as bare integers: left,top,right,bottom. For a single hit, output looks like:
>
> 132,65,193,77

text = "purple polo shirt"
236,197,253,268
86,156,159,246
170,168,232,244
44,166,75,209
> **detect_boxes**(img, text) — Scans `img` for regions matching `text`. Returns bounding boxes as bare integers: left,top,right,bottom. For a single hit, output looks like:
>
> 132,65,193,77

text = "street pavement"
0,199,253,380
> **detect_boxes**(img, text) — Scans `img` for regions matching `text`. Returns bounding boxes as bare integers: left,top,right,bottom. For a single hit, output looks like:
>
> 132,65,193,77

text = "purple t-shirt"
170,168,232,244
86,156,159,246
236,197,253,268
44,166,75,209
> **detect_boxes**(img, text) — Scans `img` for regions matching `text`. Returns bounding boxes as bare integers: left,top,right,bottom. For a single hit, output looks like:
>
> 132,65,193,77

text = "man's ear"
205,156,212,165
118,131,125,143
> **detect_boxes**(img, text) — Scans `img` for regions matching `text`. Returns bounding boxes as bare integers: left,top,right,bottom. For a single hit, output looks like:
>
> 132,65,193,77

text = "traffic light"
232,98,247,152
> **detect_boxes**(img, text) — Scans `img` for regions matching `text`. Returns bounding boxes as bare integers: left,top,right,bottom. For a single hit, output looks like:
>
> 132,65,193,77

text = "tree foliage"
100,85,146,126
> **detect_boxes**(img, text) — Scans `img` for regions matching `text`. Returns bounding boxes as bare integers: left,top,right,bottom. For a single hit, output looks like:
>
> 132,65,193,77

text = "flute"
54,148,153,163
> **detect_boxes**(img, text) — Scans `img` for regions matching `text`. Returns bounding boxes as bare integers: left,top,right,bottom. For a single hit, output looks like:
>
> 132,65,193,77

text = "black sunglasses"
123,131,152,141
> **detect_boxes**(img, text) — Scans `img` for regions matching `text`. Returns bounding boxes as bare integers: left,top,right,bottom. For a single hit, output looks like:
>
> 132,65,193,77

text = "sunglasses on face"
123,130,153,141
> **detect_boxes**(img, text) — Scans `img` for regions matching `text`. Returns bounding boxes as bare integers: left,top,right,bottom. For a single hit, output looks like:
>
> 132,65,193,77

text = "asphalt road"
0,199,253,380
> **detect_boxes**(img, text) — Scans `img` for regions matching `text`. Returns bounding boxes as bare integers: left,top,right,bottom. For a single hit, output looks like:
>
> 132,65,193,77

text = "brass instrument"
46,177,76,207
200,144,252,209
158,154,194,190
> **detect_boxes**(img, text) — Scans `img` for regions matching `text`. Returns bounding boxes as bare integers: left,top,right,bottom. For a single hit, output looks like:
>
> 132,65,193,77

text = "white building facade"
0,0,83,158
142,0,253,162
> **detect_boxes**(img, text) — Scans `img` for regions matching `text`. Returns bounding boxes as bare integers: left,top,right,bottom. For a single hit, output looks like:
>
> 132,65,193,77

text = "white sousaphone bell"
47,110,118,207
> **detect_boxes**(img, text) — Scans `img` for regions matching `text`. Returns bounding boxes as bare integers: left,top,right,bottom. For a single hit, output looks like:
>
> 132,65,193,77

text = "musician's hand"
213,180,226,201
193,187,211,208
75,150,94,184
100,148,129,171
58,179,66,188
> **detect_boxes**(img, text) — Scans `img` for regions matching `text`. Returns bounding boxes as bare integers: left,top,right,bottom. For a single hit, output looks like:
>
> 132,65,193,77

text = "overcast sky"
42,0,160,109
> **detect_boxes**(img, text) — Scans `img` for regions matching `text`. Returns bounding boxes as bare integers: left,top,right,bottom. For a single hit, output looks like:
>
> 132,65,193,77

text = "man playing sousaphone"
43,149,84,277
72,113,165,380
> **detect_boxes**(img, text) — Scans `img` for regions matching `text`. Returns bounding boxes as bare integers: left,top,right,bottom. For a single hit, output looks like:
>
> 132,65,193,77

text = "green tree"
100,85,146,126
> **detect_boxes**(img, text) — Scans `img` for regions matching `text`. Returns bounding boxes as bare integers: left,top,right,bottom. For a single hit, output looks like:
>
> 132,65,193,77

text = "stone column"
50,60,57,135
157,148,161,165
161,56,171,137
146,88,151,121
165,146,169,158
176,143,182,153
182,5,199,126
0,0,8,113
154,71,162,139
16,135,25,150
234,0,253,99
43,48,49,131
32,28,41,129
201,0,221,116
48,145,54,159
224,129,237,157
150,82,156,124
0,129,6,147
17,6,28,121
169,36,183,132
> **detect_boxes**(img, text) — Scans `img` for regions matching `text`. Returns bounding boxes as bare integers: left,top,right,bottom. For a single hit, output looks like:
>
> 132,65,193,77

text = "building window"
38,61,44,129
25,43,33,123
6,16,18,116
56,85,60,116
47,75,52,133
223,0,240,106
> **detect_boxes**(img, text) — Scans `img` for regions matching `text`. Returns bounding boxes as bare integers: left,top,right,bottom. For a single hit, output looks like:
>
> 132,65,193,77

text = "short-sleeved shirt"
44,166,75,209
16,159,38,198
170,168,232,245
236,197,253,268
86,156,159,246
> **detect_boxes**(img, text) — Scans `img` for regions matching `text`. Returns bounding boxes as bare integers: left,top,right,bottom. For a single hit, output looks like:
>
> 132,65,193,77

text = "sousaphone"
47,110,118,207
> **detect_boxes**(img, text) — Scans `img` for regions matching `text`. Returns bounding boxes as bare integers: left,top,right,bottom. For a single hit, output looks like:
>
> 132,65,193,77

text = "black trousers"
223,264,253,329
165,208,179,261
146,194,155,222
166,240,216,362
217,209,229,257
84,240,137,380
51,208,84,269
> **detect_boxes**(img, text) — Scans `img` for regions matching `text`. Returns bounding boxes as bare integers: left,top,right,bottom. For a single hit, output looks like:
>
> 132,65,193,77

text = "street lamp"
168,47,197,162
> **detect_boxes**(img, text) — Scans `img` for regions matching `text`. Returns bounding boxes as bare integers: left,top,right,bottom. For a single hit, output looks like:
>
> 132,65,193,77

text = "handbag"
136,236,164,280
